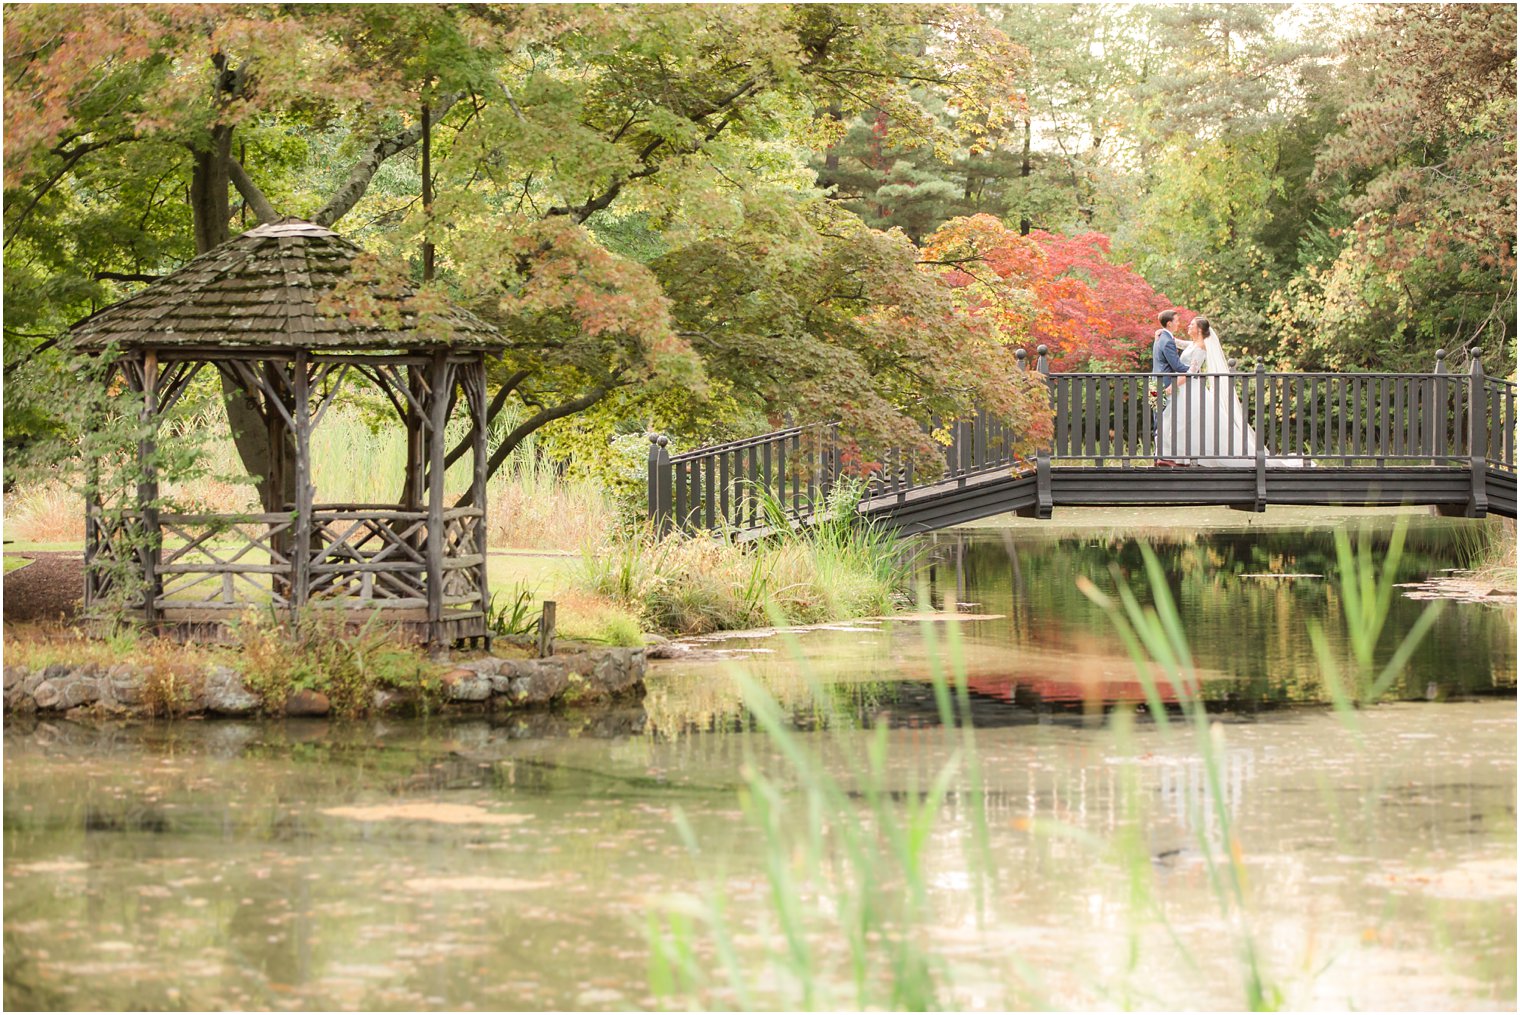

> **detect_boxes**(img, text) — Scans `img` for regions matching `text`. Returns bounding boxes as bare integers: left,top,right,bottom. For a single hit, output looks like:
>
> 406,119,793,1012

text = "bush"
234,608,443,717
580,481,915,636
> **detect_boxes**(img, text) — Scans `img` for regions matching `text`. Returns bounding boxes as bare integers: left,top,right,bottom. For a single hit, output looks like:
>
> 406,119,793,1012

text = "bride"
1156,317,1304,467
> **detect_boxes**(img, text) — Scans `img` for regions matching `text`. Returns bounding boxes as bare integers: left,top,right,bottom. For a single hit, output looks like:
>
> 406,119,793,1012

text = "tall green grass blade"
1367,600,1446,700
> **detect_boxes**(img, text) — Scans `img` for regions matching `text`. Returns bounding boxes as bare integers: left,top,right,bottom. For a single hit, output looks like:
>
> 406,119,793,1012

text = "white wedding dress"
1156,331,1305,467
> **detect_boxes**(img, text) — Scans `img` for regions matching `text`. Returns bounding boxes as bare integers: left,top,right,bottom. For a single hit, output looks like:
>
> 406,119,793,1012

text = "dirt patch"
3,552,84,624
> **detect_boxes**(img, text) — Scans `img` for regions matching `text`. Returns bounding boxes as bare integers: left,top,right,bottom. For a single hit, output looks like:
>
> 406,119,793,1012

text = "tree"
1300,4,1516,370
4,4,1048,492
985,3,1153,233
922,214,1178,371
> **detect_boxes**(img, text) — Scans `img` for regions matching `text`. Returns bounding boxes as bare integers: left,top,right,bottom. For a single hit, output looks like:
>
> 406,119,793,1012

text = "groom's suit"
1152,328,1188,386
1151,327,1188,454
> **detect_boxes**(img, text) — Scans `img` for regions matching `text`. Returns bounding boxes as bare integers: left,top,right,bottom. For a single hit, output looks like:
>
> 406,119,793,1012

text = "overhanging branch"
313,93,463,227
229,158,280,223
484,383,615,479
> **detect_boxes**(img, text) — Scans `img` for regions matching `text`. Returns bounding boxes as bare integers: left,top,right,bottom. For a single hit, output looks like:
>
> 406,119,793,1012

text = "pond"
5,514,1516,1010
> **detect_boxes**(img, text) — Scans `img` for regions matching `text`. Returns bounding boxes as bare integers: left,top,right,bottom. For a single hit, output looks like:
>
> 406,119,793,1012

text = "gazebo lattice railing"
73,221,501,645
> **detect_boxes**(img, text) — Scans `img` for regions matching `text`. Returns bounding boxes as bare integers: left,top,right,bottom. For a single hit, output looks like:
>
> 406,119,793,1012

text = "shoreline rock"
2,647,645,719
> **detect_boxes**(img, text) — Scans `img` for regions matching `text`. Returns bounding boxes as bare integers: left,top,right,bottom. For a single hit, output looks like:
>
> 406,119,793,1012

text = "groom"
1151,310,1188,465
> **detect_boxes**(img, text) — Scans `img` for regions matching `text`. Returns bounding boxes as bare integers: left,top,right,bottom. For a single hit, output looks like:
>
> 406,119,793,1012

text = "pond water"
5,515,1516,1010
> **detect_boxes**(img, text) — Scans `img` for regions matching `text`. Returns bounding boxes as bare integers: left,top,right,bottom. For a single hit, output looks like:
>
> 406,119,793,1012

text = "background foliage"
4,3,1514,490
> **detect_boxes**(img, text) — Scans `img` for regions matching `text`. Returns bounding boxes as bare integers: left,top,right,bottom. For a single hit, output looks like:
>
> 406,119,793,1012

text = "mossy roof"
70,220,502,352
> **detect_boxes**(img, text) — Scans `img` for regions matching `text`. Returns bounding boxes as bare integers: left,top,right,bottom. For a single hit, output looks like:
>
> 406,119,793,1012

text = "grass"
4,622,217,673
3,407,616,553
3,623,217,717
582,481,914,637
5,610,445,717
233,607,444,717
1465,517,1517,590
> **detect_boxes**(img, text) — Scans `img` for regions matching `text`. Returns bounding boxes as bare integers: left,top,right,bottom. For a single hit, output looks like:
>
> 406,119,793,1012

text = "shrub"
234,607,443,717
580,481,915,636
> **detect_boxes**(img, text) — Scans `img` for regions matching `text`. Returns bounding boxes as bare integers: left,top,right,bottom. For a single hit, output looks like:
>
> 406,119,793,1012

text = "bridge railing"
1483,375,1517,473
647,349,1516,534
647,409,1025,536
1047,352,1514,472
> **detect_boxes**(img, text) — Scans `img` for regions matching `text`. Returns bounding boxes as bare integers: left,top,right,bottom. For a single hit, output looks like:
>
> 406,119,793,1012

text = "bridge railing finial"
647,433,672,535
1035,345,1050,376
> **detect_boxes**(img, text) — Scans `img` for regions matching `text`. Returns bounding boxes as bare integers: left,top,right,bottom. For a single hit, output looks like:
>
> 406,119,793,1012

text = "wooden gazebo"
70,220,502,645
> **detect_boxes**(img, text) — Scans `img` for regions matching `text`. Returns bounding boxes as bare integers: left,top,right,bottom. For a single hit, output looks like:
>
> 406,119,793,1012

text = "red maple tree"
923,215,1184,372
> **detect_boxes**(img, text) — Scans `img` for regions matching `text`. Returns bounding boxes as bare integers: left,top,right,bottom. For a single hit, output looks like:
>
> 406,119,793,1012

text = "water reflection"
5,703,1514,1010
924,519,1516,697
649,518,1515,734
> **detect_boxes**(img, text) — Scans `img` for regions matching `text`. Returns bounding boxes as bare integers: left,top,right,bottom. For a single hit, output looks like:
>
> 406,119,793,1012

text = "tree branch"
443,369,530,469
94,271,163,283
3,135,134,248
228,158,280,223
3,336,59,379
548,80,758,223
312,93,463,227
484,383,616,480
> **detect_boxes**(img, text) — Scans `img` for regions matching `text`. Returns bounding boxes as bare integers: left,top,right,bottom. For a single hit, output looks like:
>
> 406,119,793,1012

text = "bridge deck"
861,464,1515,535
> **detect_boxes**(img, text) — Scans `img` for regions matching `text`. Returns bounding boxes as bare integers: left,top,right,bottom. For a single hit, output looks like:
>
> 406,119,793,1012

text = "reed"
648,526,1454,1010
1307,519,1445,712
580,481,914,636
1078,546,1278,1010
647,597,999,1010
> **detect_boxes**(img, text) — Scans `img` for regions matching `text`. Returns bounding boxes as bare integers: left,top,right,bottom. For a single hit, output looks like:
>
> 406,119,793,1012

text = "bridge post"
1035,447,1053,519
1467,355,1489,517
1252,363,1267,511
1035,345,1051,376
1015,348,1027,373
1433,349,1449,460
647,434,673,535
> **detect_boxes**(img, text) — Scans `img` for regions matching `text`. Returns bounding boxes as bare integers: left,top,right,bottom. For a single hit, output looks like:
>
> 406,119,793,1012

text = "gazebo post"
426,350,450,644
132,349,163,628
292,350,313,612
469,361,491,648
261,360,293,578
404,364,427,512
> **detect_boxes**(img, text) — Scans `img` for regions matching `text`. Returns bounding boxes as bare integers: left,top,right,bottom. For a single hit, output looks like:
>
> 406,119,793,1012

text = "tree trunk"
190,125,232,254
1019,117,1032,236
190,122,296,514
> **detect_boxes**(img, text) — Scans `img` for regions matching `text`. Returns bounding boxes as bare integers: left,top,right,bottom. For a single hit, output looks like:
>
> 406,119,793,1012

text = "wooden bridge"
647,349,1516,536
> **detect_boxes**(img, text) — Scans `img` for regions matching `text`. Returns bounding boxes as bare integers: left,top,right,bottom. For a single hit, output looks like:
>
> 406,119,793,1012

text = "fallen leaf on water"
320,803,531,826
403,876,552,893
11,860,89,874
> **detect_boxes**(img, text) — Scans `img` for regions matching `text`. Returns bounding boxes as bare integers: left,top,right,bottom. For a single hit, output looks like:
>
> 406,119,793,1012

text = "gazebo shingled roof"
70,219,501,352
